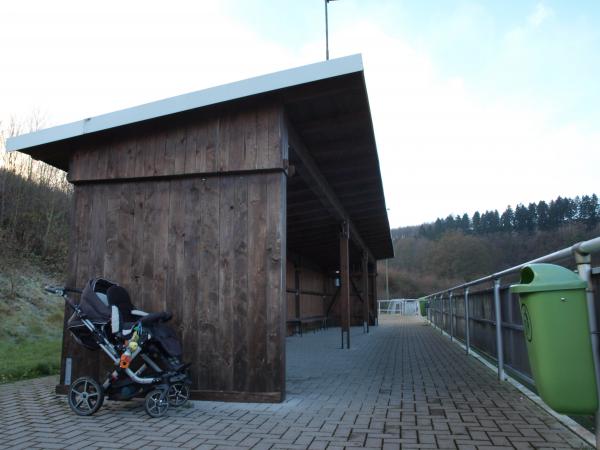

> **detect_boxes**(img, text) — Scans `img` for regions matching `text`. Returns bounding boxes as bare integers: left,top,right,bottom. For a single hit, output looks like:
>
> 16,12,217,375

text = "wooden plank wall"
326,272,372,326
285,259,334,333
68,104,284,183
60,103,287,402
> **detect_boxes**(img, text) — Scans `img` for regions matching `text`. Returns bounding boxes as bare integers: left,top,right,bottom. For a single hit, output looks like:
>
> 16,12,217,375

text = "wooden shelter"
8,54,393,402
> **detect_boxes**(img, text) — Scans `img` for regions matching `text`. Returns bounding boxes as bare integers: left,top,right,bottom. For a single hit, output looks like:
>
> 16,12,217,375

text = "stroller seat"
107,285,172,338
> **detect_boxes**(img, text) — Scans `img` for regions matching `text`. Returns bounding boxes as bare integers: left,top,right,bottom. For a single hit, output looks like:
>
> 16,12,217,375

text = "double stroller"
46,278,192,418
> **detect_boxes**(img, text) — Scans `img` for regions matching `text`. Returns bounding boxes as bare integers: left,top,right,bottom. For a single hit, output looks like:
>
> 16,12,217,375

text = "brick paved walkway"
0,316,591,449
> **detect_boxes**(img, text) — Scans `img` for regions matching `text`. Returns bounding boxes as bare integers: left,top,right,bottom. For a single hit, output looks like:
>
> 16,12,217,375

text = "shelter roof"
7,54,393,261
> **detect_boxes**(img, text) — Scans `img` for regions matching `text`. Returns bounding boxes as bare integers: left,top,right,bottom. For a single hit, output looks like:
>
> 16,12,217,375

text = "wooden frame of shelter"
7,54,393,403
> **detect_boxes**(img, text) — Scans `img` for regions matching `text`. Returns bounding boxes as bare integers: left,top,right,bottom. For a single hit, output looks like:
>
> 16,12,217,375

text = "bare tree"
0,113,72,277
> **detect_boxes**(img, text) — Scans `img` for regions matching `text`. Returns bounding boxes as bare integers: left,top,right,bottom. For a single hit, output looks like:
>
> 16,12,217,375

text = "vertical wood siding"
61,103,287,402
68,105,284,183
63,173,285,401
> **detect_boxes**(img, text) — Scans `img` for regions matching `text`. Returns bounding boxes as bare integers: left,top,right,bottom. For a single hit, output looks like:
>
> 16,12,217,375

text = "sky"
1,0,599,227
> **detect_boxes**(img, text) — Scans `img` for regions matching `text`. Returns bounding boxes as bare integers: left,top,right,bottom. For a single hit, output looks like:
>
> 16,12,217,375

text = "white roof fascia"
7,54,363,152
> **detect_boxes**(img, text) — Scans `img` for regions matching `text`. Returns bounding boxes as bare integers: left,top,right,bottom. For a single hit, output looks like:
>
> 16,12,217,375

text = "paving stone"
0,316,591,449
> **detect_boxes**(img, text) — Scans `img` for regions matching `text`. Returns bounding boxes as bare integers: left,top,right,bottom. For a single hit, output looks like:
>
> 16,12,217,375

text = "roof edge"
7,54,363,153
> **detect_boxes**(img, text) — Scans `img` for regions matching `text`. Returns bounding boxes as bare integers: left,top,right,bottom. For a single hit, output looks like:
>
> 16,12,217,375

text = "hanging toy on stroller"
45,278,192,418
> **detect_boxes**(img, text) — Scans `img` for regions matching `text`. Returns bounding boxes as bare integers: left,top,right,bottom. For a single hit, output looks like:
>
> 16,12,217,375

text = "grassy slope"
0,257,65,383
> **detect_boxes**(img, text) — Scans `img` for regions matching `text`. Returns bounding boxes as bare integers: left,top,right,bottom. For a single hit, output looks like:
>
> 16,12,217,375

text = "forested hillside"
0,126,71,382
379,194,600,299
0,120,71,272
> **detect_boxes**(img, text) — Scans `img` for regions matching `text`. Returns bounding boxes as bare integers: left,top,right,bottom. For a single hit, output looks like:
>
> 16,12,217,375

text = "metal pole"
464,287,470,355
436,295,440,330
427,297,430,322
325,0,329,60
386,259,390,300
440,294,446,334
449,291,454,341
493,278,505,381
574,251,600,450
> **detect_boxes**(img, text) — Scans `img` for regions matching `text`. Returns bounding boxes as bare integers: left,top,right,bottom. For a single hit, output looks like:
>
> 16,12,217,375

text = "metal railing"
378,299,418,316
423,236,600,448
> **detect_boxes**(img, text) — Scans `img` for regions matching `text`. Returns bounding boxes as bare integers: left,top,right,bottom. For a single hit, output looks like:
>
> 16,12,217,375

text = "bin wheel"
167,383,190,407
144,389,169,418
68,377,104,416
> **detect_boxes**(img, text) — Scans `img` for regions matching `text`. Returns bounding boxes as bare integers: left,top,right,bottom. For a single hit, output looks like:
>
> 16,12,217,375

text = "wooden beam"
284,76,360,104
340,222,350,349
286,198,325,209
287,221,337,234
326,286,341,317
287,122,375,263
295,110,370,136
349,278,364,304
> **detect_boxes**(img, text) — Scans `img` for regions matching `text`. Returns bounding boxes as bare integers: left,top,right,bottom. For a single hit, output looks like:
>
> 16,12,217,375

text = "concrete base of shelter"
55,383,284,403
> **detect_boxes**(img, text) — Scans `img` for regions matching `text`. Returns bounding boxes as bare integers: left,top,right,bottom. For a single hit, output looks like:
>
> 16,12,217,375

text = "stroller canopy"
78,278,115,323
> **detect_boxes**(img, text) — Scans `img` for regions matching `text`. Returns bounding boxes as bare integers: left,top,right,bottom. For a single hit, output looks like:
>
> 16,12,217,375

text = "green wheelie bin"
510,263,598,414
418,299,427,317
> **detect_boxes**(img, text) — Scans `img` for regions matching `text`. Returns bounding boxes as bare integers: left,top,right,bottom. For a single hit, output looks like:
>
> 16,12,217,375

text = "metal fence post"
427,297,431,323
449,291,454,341
464,287,470,355
435,295,439,329
574,251,600,450
440,294,444,334
493,278,505,381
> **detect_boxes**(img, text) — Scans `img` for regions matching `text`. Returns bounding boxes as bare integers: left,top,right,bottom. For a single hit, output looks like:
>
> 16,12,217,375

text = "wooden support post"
372,269,378,325
340,221,350,349
294,262,301,336
362,253,369,333
294,264,301,319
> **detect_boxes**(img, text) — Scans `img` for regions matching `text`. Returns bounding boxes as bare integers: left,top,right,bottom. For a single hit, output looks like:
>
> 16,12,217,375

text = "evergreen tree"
472,211,481,234
416,192,597,241
565,197,577,221
548,199,561,229
527,202,537,233
573,196,582,220
514,204,529,232
537,200,550,231
460,213,470,232
592,194,600,228
433,217,444,237
580,195,599,229
500,206,514,232
490,210,500,233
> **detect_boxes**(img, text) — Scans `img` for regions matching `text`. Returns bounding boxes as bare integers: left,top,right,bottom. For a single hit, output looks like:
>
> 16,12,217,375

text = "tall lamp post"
325,0,339,60
386,259,390,300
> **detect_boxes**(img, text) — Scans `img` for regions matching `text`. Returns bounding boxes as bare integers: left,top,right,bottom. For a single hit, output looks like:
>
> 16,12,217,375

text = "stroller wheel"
167,383,190,407
68,377,104,416
144,389,169,418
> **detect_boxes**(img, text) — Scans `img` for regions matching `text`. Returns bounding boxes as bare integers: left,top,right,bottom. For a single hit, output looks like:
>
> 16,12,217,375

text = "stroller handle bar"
44,285,83,296
44,285,85,315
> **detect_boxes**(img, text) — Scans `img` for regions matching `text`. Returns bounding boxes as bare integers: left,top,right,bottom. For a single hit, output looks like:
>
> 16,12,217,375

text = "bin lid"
509,263,587,294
